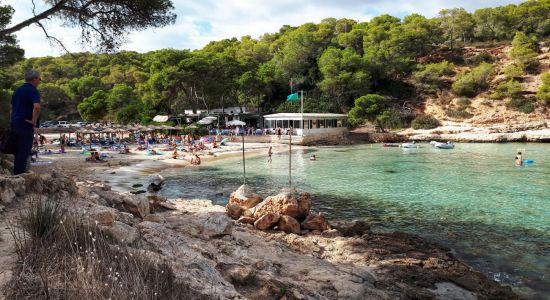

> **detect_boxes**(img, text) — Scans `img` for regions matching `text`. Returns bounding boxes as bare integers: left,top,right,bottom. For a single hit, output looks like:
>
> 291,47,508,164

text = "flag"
287,93,299,101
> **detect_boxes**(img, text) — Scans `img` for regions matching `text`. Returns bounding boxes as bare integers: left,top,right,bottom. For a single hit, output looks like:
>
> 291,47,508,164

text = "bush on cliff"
452,62,493,97
490,80,523,99
537,72,550,104
411,115,440,129
411,61,455,93
506,97,535,114
509,31,539,72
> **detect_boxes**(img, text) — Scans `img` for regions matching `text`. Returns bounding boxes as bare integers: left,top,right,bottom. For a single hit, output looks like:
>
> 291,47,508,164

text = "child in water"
515,151,523,166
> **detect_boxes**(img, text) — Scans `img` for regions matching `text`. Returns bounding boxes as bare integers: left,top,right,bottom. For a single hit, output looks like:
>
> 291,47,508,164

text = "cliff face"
0,164,520,299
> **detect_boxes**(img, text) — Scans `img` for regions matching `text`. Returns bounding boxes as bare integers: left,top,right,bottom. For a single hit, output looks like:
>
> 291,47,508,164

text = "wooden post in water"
242,126,246,184
289,127,292,188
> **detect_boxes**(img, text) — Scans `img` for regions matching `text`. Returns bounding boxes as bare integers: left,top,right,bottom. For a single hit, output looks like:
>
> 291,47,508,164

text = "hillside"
420,44,550,128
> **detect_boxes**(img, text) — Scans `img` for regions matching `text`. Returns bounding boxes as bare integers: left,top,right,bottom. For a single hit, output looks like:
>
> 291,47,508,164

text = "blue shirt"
10,83,40,131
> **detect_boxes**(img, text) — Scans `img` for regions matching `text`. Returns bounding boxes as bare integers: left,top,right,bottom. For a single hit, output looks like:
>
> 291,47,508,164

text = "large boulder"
228,184,263,209
122,195,150,218
254,193,298,218
277,215,301,234
254,212,280,230
301,212,328,231
92,188,150,218
253,189,312,220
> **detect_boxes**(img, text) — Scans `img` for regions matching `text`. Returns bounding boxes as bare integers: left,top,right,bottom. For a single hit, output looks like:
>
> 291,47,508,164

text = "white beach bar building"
263,113,348,144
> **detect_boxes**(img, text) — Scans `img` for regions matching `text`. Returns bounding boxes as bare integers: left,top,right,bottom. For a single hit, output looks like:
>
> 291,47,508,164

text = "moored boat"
430,141,455,149
401,142,421,148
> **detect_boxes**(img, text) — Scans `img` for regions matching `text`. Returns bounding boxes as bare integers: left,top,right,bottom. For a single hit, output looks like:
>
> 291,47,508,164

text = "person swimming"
515,151,523,166
309,154,316,161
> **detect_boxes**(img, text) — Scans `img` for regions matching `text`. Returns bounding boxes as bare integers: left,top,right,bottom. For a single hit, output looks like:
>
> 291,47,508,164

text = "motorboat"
430,141,455,149
401,142,421,148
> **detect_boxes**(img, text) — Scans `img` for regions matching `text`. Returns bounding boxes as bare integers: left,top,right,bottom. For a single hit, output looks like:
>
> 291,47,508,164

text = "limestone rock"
242,208,254,218
88,206,116,226
277,215,301,234
201,213,233,238
92,189,149,218
148,195,176,212
0,176,26,204
144,214,165,223
122,196,149,218
237,216,256,224
226,203,244,220
101,221,139,244
228,184,263,209
254,193,299,218
254,212,280,230
297,192,312,218
301,212,328,231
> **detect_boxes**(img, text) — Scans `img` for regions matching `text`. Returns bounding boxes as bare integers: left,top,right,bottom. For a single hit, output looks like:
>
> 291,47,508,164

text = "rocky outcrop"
0,169,520,299
227,184,263,209
0,169,77,205
227,187,320,234
80,185,150,218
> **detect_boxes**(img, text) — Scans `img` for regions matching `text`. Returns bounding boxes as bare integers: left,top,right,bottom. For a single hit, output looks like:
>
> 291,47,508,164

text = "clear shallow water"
156,143,549,299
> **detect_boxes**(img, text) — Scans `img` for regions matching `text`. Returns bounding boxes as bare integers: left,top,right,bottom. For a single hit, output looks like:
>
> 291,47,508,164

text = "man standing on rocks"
10,70,41,175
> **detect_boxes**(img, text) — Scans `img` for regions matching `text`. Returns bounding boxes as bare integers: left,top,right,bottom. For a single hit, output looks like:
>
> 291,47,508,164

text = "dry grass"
4,197,205,300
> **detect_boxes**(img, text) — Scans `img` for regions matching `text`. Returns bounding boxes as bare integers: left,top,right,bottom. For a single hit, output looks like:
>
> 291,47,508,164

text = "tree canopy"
1,0,549,130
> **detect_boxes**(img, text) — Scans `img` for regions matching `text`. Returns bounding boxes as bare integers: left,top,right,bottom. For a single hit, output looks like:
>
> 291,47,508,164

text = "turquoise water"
158,143,550,299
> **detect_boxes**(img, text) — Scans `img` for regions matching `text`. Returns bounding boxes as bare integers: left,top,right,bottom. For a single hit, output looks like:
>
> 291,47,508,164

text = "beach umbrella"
227,120,246,126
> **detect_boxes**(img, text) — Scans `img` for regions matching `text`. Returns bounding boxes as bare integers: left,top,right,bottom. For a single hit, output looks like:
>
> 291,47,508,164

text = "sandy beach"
30,137,290,184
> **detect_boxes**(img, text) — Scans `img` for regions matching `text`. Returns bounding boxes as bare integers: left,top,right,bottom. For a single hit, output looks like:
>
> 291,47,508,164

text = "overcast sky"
6,0,524,58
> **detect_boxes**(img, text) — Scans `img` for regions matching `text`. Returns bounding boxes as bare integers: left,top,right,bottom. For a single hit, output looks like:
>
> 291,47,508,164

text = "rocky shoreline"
0,152,522,299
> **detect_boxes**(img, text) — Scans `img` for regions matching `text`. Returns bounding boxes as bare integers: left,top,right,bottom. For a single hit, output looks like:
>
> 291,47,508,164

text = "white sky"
5,0,525,58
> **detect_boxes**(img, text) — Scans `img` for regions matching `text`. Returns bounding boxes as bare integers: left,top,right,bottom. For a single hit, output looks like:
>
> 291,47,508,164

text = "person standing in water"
515,151,523,166
267,146,273,163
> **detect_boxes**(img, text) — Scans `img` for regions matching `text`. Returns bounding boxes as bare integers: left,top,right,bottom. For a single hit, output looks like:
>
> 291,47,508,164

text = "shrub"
7,212,199,300
456,97,471,107
509,32,539,72
376,109,404,129
490,80,523,100
506,97,535,114
452,62,493,97
411,61,455,93
537,72,550,104
466,52,494,65
503,63,524,80
446,108,473,119
411,115,440,129
18,198,65,240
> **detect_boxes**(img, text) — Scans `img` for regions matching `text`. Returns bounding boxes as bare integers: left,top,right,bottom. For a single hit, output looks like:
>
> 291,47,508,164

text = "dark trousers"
11,129,34,175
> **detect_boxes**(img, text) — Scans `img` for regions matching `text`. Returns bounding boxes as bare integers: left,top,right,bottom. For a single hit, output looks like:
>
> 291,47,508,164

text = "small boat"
383,143,400,147
430,141,455,149
401,142,421,148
